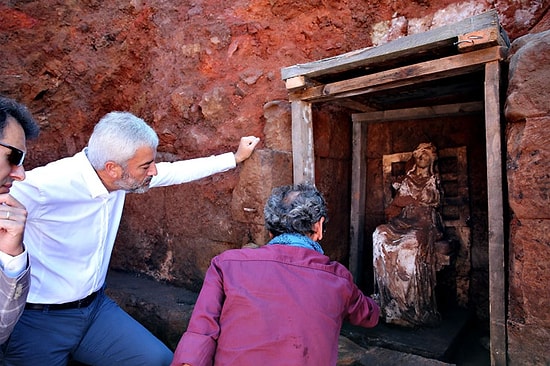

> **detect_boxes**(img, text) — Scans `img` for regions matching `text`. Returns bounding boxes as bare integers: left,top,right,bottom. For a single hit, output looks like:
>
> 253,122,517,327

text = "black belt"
25,290,99,311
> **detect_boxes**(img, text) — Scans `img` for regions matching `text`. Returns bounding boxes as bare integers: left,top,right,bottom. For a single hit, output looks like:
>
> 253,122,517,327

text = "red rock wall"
505,28,550,366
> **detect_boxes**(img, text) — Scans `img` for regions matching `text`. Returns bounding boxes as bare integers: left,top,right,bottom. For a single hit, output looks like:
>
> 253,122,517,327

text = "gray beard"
113,176,152,194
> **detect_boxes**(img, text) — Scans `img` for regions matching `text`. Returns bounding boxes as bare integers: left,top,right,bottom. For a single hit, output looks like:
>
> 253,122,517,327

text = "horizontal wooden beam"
336,99,378,113
289,46,506,103
281,10,502,81
352,101,483,123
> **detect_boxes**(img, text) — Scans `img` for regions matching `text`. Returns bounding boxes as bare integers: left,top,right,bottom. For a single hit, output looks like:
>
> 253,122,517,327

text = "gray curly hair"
264,183,328,237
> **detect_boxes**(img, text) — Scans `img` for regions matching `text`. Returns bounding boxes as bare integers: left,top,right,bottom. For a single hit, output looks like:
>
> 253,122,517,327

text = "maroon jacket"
171,244,379,366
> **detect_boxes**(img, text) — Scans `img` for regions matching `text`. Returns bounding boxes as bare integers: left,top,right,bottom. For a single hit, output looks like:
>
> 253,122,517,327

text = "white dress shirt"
10,149,236,304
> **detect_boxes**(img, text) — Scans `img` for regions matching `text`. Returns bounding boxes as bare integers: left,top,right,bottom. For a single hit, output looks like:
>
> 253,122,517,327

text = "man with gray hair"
2,111,259,366
171,183,379,366
0,96,39,345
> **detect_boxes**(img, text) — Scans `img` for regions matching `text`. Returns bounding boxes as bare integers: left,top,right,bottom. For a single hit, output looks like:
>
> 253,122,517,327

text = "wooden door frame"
283,11,508,364
286,46,507,366
290,55,506,366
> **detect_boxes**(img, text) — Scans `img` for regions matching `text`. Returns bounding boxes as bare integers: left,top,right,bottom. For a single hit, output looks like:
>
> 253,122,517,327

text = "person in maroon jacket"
171,182,380,366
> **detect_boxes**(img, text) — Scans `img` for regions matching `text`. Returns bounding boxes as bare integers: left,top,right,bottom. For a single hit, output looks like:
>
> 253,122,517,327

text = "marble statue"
372,142,444,327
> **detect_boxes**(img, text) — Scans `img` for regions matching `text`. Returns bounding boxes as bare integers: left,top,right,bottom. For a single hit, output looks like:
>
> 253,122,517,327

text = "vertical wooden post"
350,119,367,283
291,101,315,184
484,60,507,366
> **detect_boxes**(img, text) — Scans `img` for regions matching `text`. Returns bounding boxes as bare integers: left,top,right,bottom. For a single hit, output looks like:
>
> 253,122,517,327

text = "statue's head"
413,142,437,159
411,142,438,175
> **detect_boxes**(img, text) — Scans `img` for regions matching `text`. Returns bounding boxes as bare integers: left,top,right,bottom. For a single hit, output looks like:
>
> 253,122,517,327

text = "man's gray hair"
87,111,159,170
264,183,328,237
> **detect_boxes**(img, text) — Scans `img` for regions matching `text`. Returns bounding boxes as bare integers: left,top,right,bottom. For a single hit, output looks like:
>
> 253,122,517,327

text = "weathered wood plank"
281,10,501,81
352,101,483,123
289,46,505,103
285,75,307,90
484,61,507,366
337,99,377,113
291,101,315,184
456,27,502,52
350,120,367,282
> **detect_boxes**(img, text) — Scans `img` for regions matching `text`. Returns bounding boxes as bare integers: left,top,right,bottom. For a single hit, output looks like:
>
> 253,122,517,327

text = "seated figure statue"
372,142,444,327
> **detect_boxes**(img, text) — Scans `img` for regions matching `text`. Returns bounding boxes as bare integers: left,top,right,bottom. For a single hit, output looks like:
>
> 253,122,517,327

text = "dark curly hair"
264,183,328,237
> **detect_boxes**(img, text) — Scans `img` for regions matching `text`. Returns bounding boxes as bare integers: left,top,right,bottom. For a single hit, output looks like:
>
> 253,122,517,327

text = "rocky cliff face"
1,1,543,167
505,29,550,366
1,0,544,279
1,1,549,364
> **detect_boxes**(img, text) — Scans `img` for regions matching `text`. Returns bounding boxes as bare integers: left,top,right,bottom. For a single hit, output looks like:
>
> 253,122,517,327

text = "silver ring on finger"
5,211,9,220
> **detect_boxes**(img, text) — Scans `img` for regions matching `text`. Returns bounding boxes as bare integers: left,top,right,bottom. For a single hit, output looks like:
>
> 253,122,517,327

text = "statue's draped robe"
373,173,442,327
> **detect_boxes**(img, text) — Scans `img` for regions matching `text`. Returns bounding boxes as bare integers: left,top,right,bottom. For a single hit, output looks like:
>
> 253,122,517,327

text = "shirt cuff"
0,246,28,278
219,152,237,169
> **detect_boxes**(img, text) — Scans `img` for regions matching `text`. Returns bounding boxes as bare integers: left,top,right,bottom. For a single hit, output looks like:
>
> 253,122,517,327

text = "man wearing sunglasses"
3,111,259,366
0,96,40,345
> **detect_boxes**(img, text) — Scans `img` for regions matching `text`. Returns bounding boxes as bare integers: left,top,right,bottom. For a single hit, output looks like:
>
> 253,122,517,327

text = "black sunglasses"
0,142,25,166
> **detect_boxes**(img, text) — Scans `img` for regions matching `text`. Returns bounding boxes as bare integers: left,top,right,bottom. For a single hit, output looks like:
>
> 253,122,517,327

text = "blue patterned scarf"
267,233,324,254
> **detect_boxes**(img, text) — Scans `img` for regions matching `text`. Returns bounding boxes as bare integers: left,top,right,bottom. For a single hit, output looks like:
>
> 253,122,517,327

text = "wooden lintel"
281,10,501,81
289,46,506,103
456,28,501,52
352,101,483,123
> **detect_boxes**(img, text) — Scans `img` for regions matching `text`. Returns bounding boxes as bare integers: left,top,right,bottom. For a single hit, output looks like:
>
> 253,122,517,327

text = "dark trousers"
1,290,173,366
